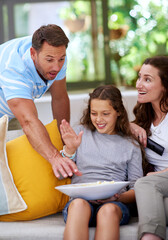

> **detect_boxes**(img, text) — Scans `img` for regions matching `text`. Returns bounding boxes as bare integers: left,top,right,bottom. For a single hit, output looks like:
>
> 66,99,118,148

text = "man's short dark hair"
32,24,69,50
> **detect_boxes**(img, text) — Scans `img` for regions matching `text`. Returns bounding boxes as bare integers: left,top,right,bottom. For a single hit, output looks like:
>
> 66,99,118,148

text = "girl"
130,56,168,240
60,85,143,240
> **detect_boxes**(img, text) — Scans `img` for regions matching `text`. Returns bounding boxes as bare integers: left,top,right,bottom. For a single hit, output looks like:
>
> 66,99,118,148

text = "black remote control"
147,138,164,156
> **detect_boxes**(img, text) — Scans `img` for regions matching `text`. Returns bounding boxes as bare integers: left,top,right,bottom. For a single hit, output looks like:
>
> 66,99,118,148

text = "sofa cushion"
0,213,140,240
0,115,27,215
0,119,70,221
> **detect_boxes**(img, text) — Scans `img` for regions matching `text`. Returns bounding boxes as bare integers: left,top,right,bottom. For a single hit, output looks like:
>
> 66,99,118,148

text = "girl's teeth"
98,124,105,127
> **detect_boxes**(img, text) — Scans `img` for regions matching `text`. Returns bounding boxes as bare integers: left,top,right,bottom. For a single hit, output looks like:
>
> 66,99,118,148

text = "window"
107,0,168,86
1,0,168,89
0,0,106,90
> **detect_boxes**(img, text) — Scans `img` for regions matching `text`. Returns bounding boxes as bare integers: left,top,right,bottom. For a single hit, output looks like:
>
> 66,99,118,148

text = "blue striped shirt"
0,36,67,119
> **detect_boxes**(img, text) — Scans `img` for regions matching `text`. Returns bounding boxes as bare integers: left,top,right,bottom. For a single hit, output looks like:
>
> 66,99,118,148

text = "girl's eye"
91,112,96,116
104,113,109,116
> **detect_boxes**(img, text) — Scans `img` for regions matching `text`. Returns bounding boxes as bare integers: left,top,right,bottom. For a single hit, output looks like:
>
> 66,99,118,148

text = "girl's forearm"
118,189,135,203
64,145,77,155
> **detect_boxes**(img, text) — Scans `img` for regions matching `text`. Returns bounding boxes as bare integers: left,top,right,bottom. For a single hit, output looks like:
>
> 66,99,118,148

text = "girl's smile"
96,123,107,129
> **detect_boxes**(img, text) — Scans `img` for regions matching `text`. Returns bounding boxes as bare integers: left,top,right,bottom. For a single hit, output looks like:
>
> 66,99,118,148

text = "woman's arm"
130,122,147,147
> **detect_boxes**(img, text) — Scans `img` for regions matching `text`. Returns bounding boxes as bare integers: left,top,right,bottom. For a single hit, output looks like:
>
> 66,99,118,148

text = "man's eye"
146,78,151,82
46,59,52,62
59,58,65,62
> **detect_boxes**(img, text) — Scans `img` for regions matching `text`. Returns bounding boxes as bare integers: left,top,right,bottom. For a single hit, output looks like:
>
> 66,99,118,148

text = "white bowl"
55,181,130,200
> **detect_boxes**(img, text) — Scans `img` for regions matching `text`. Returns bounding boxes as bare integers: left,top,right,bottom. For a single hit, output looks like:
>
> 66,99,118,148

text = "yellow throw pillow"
0,119,70,221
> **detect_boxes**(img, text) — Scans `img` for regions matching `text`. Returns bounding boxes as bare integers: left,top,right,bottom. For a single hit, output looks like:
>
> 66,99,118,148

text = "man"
0,24,81,178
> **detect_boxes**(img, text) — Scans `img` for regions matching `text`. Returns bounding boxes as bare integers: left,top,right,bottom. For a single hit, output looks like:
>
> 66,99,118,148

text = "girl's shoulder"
73,124,88,134
119,135,140,148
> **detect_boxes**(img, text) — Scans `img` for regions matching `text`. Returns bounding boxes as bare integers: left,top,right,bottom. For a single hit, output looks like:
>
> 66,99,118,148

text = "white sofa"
1,90,167,240
1,128,168,240
0,212,139,240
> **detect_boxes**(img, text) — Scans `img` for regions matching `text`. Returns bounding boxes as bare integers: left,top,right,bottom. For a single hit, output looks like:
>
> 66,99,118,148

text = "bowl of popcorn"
55,181,130,200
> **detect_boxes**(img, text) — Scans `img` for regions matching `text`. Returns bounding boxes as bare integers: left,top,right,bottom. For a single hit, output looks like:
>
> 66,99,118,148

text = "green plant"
59,2,90,20
108,0,168,86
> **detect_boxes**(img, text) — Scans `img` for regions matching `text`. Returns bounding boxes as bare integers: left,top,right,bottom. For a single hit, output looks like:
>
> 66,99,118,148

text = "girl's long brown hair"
81,85,133,138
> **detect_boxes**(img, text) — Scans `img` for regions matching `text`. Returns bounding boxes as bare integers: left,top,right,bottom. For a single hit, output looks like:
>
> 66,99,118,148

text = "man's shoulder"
0,36,32,73
1,36,31,48
0,36,32,60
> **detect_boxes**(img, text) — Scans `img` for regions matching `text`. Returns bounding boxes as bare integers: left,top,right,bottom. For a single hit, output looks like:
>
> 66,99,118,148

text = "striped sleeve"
0,70,33,101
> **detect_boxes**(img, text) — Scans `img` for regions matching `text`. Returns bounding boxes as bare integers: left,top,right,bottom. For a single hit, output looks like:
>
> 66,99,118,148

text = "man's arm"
49,77,70,130
7,98,81,178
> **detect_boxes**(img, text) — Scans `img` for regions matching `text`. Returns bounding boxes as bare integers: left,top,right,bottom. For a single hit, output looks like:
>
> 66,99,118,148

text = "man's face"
30,41,66,81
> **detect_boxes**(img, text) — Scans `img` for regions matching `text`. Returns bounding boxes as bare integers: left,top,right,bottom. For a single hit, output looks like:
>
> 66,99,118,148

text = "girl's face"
136,64,165,106
90,99,119,135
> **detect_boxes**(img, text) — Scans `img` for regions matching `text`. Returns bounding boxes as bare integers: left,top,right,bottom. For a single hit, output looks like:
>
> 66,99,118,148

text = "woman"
130,56,168,240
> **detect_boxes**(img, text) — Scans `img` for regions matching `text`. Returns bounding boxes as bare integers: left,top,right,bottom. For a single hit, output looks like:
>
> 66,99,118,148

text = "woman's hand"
60,119,83,154
130,122,147,147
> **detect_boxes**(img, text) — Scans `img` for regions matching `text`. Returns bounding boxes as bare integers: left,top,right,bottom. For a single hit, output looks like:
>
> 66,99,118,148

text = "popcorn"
73,181,115,187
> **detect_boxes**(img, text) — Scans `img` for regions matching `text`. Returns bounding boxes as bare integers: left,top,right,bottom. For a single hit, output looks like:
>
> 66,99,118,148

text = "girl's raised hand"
60,119,83,153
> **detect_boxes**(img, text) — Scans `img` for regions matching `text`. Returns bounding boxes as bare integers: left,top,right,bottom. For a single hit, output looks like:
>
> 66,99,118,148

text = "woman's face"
136,64,165,105
90,99,119,135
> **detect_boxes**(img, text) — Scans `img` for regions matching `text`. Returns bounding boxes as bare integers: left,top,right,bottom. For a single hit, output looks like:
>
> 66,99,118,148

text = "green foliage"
4,0,168,88
59,1,90,20
59,1,105,83
108,0,168,86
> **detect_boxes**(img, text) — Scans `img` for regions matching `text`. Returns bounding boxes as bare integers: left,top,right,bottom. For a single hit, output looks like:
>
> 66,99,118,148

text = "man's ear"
30,47,36,61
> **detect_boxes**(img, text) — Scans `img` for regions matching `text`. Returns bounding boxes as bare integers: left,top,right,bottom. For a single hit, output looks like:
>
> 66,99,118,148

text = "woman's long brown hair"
133,56,168,136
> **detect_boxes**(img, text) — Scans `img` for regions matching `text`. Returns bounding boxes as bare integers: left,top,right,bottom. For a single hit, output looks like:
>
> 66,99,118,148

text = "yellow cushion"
0,119,70,221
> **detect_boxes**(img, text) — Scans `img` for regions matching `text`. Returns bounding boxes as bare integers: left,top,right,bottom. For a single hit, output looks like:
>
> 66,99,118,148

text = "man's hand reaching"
50,151,82,178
